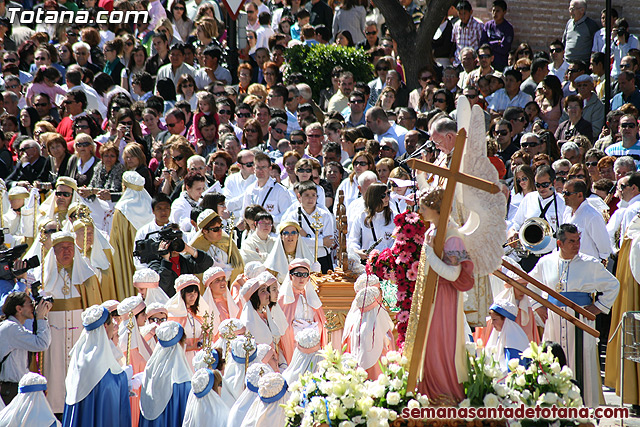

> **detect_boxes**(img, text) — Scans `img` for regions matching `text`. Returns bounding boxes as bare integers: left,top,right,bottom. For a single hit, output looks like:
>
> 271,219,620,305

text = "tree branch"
373,0,416,44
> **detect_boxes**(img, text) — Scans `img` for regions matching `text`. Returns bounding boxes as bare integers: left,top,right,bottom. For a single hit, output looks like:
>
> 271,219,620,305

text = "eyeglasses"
290,271,309,278
172,154,185,162
307,133,323,139
495,129,509,136
465,94,478,99
520,141,539,148
76,142,91,147
297,168,312,173
149,317,167,323
376,67,389,72
35,56,48,61
621,63,633,69
166,122,179,128
181,83,194,88
173,5,185,9
562,190,578,196
272,127,285,135
567,68,579,73
585,161,598,167
618,183,629,190
244,128,258,134
290,139,305,146
237,113,251,118
434,98,446,103
349,99,364,104
353,160,368,167
535,181,552,189
568,174,586,180
419,76,432,82
218,109,231,115
239,161,255,167
621,123,637,129
365,31,377,35
257,220,273,226
381,146,393,151
281,230,299,236
205,226,223,232
514,116,526,122
34,102,49,107
55,191,72,197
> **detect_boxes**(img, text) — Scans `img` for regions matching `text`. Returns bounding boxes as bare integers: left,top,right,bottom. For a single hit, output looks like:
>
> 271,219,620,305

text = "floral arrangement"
283,345,390,427
505,343,584,427
366,211,427,346
462,344,508,408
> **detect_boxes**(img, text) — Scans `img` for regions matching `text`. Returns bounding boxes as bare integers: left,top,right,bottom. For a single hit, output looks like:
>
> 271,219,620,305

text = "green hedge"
284,44,374,103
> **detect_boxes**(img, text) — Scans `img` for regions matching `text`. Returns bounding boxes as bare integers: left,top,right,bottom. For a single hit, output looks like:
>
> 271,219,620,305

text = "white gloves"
122,365,133,392
424,245,462,282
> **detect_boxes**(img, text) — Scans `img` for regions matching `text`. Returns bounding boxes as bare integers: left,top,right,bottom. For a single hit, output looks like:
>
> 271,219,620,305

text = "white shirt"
287,184,326,208
156,62,196,87
549,61,569,81
76,156,96,175
281,202,335,258
170,192,198,233
223,172,257,218
620,193,640,237
333,176,359,213
255,25,274,49
241,177,293,225
562,200,611,259
347,210,396,254
486,88,532,112
510,191,566,233
374,123,409,155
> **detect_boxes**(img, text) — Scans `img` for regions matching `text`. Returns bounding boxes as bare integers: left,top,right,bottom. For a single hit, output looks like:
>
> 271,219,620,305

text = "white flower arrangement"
463,342,506,408
506,342,584,426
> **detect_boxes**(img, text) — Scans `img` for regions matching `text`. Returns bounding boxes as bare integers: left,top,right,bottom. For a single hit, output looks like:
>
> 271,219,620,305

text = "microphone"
400,139,436,164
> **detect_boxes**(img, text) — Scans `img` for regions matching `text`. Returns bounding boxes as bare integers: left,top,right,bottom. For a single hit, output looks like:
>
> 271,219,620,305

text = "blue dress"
62,371,131,427
139,382,192,427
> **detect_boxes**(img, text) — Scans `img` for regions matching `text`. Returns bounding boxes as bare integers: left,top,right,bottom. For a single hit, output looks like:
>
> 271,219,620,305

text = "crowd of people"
0,0,637,423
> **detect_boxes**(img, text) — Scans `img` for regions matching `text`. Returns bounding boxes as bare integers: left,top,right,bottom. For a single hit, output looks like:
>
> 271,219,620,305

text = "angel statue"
414,97,506,403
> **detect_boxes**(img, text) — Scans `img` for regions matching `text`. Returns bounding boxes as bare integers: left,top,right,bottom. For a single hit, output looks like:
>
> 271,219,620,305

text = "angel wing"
454,96,507,276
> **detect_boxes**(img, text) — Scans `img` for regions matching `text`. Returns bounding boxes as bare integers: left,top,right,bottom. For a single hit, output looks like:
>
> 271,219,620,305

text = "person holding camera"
0,292,52,405
148,224,214,297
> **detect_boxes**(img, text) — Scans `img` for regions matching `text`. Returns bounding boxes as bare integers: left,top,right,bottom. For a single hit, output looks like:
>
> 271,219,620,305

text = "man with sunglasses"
357,21,379,50
55,89,87,144
260,116,288,158
548,40,569,81
605,114,640,169
156,108,187,145
573,74,604,138
509,165,566,271
223,150,257,220
344,90,367,128
562,179,610,260
6,140,50,189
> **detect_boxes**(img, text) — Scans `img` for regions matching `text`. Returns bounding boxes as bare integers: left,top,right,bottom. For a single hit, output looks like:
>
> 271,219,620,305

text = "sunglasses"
520,141,539,148
562,190,578,196
381,146,393,151
35,56,48,61
621,123,637,129
585,161,598,167
535,182,552,189
353,160,368,167
495,129,509,136
3,58,16,63
76,142,91,147
34,102,49,107
75,124,90,129
219,109,232,115
619,183,629,190
516,177,529,183
297,168,312,173
272,128,285,135
239,161,255,167
55,191,72,197
514,116,526,122
365,31,377,35
167,123,178,128
281,230,299,236
550,48,563,53
205,226,223,232
290,140,305,146
376,67,389,72
237,113,251,118
125,41,134,46
478,54,491,59
350,99,364,104
244,128,258,133
149,317,167,323
172,155,185,162
290,271,310,278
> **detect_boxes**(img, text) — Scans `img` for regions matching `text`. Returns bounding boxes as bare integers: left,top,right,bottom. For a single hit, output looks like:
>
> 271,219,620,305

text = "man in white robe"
529,223,619,407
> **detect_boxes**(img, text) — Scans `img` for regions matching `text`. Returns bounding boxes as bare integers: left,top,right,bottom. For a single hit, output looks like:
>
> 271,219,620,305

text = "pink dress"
418,235,474,403
536,95,562,133
278,287,327,364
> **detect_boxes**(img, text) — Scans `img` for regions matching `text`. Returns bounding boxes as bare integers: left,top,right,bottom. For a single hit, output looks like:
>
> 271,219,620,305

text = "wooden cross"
404,128,501,391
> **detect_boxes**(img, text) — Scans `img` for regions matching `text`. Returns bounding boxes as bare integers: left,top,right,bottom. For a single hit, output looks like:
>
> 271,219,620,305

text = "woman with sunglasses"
170,0,194,43
160,137,195,195
333,151,375,213
277,258,326,364
241,118,263,149
264,221,316,283
68,134,99,188
191,209,244,283
584,148,606,183
143,302,169,348
290,158,327,207
510,164,535,218
433,88,455,114
166,275,210,370
348,183,396,260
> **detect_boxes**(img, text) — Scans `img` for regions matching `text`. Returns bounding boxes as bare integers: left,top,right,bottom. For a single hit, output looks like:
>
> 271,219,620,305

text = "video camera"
133,225,185,264
0,244,40,281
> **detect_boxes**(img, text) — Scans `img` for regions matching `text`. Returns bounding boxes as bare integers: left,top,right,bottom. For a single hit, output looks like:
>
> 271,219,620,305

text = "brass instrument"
504,217,555,257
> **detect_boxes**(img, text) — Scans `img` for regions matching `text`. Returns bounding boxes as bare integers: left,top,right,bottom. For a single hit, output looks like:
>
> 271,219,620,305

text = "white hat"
117,295,146,316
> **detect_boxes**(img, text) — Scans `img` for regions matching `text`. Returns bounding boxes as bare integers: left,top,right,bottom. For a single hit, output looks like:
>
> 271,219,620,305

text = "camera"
0,244,40,281
133,225,185,263
31,281,53,306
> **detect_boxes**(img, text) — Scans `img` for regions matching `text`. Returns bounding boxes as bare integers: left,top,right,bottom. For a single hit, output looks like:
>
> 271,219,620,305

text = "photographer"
0,292,52,405
147,224,213,297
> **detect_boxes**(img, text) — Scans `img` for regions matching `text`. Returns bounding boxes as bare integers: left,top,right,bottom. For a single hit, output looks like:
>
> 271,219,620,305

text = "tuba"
504,217,556,257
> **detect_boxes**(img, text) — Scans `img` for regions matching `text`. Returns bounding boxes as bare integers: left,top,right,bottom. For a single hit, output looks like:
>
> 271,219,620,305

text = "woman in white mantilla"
226,363,272,427
201,266,240,342
0,373,59,427
182,368,229,427
485,299,531,372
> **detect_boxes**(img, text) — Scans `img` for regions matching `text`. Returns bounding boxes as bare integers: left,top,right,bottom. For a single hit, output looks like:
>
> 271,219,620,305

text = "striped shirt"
605,141,640,168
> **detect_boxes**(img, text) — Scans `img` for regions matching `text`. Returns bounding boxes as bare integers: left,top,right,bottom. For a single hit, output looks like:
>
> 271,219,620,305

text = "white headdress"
226,363,272,427
182,369,230,427
242,373,290,427
0,373,58,427
485,299,530,372
282,328,322,385
115,171,153,230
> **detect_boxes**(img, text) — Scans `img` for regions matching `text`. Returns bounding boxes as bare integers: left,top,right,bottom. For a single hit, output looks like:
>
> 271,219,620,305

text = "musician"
347,183,396,260
281,181,335,273
529,223,619,407
508,165,566,271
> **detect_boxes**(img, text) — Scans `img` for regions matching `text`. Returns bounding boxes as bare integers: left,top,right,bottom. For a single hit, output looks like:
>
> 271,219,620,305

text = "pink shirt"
26,82,67,107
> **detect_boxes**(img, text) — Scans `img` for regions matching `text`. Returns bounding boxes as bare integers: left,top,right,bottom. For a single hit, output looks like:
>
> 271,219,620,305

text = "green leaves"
284,44,374,103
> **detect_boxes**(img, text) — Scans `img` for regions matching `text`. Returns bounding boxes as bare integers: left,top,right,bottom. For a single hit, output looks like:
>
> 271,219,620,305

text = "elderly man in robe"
41,230,102,414
530,223,618,407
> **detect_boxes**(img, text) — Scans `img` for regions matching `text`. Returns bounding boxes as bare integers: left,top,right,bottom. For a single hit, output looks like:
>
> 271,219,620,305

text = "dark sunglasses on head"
55,191,72,197
535,182,552,189
290,271,309,278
